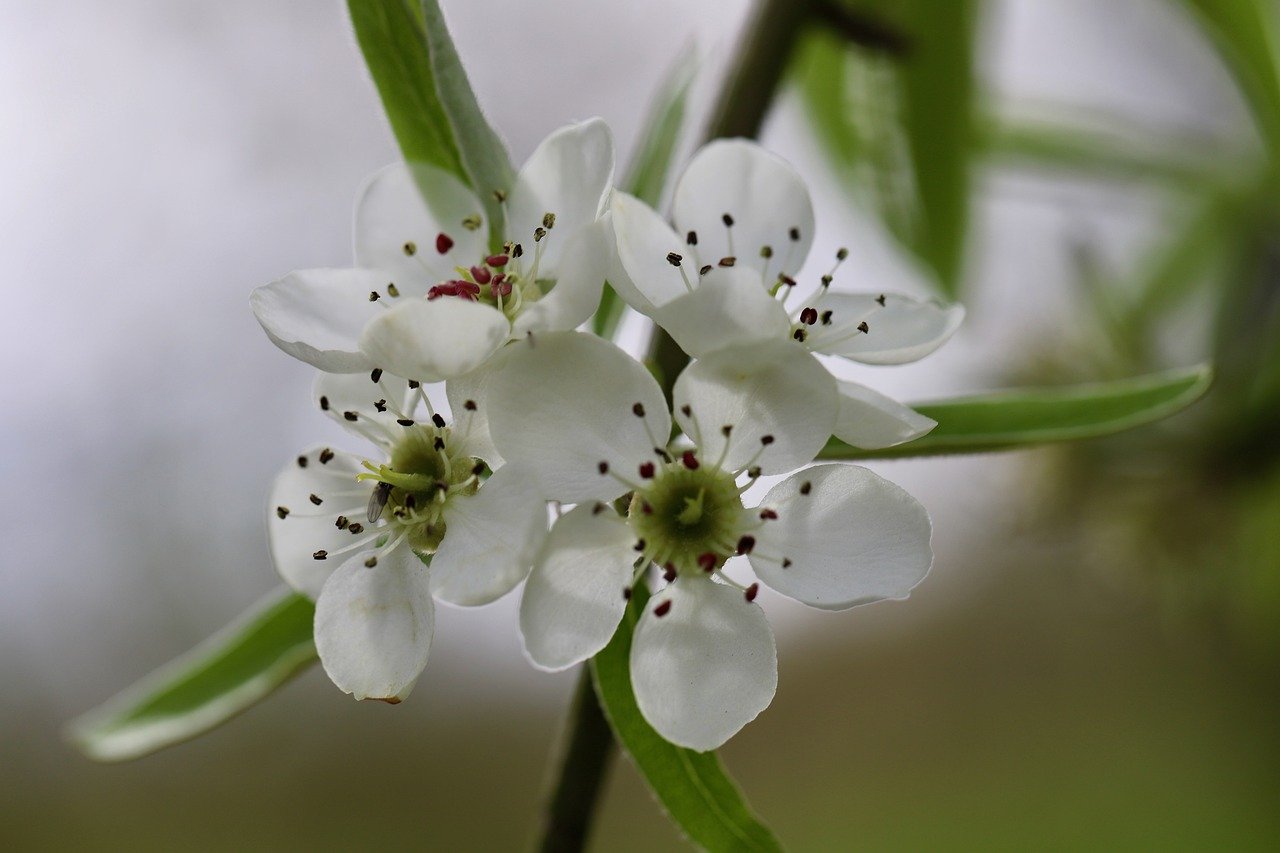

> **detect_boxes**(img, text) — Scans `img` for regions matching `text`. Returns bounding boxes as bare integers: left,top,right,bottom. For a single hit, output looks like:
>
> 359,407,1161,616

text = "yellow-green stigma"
357,424,482,553
629,456,747,576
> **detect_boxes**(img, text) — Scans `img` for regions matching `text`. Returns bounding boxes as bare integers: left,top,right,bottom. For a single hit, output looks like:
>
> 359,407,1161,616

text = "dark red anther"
779,274,796,287
436,233,454,254
681,450,699,470
623,587,632,600
697,552,717,572
663,564,677,583
745,582,759,602
471,265,492,285
736,535,756,555
486,253,509,268
638,461,656,479
654,600,672,618
800,307,818,326
759,508,778,520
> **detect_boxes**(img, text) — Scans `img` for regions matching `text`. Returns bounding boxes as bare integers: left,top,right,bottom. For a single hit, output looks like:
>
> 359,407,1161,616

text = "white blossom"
484,332,932,750
609,138,963,450
251,119,615,384
268,370,546,702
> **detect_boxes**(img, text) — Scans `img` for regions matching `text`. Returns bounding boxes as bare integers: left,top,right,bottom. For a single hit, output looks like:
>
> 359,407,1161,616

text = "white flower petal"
652,267,791,359
673,340,836,474
519,503,636,671
751,464,933,610
808,293,964,364
630,578,777,751
358,297,510,383
610,191,700,311
487,331,671,504
445,361,504,466
832,379,936,450
512,219,610,336
507,118,614,277
671,139,814,279
430,464,548,606
314,541,435,702
354,161,487,292
267,446,374,599
250,269,385,373
313,369,414,442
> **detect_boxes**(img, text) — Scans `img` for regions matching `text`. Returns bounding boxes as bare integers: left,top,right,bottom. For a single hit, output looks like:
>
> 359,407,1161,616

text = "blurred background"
3,0,1278,849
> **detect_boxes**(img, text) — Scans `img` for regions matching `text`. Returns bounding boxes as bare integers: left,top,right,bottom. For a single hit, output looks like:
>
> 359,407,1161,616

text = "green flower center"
358,424,482,554
629,462,747,576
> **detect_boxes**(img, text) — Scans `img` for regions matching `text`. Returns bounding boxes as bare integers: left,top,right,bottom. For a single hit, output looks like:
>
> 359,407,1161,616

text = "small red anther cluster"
427,280,481,301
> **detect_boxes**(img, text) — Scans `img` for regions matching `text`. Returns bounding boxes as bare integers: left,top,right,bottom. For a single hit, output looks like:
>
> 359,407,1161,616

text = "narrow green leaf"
819,365,1213,461
69,588,317,762
419,0,514,245
895,0,978,297
348,0,465,179
593,47,699,340
591,584,782,852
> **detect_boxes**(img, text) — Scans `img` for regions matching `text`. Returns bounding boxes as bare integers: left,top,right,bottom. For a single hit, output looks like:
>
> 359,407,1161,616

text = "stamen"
436,233,454,254
744,582,759,602
653,599,673,618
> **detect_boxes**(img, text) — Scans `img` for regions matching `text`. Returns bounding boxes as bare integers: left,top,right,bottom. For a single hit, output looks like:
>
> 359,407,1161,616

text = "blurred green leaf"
1176,0,1280,157
982,114,1244,189
591,583,782,852
819,364,1213,460
594,46,699,340
348,0,465,178
419,0,514,245
895,0,978,297
69,589,316,762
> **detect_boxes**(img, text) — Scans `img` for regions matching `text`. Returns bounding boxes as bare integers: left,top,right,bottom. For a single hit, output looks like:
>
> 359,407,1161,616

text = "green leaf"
594,46,699,340
591,583,783,852
895,0,978,297
419,0,515,245
69,589,317,762
348,0,465,179
819,365,1213,461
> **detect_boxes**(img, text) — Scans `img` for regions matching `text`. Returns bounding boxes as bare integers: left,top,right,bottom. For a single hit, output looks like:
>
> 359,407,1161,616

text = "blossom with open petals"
609,138,964,450
251,119,614,383
268,370,545,702
484,332,932,750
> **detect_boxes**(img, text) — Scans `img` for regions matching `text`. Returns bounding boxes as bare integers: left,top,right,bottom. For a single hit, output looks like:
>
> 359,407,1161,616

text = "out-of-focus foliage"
794,0,1280,655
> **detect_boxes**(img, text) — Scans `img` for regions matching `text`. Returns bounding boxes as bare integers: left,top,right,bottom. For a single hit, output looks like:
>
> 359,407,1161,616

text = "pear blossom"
609,138,964,451
268,369,546,702
484,332,932,750
250,119,614,383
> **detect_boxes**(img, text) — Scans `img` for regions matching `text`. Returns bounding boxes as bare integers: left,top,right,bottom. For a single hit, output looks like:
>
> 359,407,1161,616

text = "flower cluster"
250,123,961,748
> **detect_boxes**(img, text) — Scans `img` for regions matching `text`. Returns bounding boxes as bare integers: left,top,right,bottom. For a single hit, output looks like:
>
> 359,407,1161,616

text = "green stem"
535,1,820,849
536,667,616,852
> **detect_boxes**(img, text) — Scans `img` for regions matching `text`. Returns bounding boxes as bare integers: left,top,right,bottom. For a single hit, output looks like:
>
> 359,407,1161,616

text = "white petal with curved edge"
251,269,385,372
751,464,932,610
430,465,548,606
507,119,614,277
630,578,777,751
512,219,610,336
313,370,414,443
652,267,790,358
314,541,434,702
610,192,700,311
267,446,376,599
359,297,510,383
354,161,487,292
445,360,504,466
487,332,671,503
672,139,814,279
807,292,964,364
832,380,936,449
519,503,636,670
673,340,836,474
